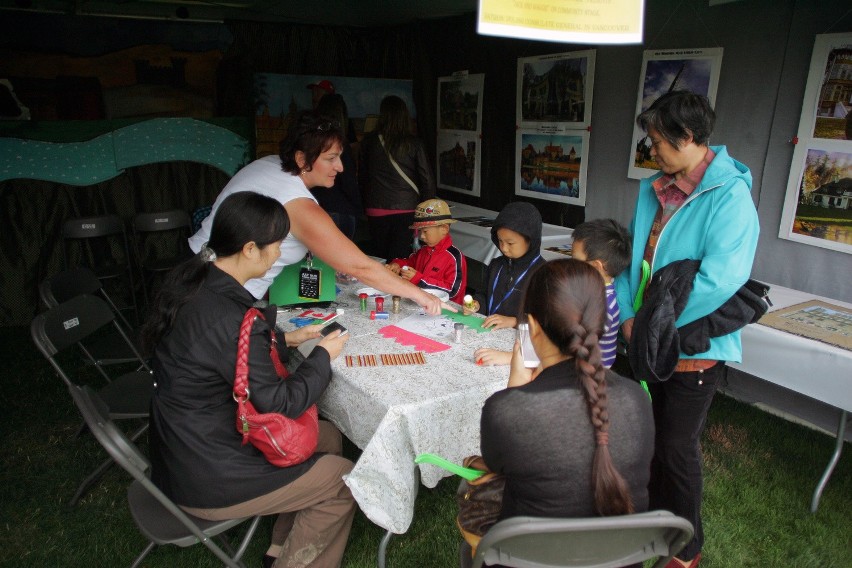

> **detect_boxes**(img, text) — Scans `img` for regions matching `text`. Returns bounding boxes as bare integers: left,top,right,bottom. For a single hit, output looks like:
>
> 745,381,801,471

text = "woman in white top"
189,110,446,314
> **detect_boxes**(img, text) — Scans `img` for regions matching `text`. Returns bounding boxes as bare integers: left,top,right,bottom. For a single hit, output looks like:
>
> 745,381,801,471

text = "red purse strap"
233,307,261,400
234,307,290,401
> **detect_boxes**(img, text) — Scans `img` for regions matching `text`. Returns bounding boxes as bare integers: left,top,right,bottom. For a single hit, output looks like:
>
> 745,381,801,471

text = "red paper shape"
378,325,451,353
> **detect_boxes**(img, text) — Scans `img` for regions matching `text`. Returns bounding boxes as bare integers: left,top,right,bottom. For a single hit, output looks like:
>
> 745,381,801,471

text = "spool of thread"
359,293,368,311
375,296,385,312
370,311,389,320
391,296,401,313
454,323,464,343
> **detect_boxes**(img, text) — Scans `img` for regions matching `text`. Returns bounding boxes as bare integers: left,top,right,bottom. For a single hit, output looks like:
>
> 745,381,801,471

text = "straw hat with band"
410,199,457,229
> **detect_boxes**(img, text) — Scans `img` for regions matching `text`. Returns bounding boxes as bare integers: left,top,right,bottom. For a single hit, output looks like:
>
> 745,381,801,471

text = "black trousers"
367,212,416,263
647,363,724,561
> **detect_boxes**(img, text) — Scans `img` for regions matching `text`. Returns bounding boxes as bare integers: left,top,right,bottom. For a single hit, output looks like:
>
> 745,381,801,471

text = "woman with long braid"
473,259,654,565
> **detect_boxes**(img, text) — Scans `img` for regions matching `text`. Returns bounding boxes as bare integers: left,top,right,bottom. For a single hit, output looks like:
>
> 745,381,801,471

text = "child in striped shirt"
569,219,632,368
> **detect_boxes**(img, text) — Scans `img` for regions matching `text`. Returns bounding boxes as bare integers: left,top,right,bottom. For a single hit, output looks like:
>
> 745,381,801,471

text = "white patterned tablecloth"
277,281,514,534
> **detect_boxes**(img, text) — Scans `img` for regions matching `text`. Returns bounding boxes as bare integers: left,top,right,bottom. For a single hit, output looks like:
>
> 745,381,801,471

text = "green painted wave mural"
0,118,249,185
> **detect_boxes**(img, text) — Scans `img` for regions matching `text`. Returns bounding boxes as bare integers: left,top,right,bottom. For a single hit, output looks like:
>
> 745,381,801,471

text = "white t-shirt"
188,155,317,298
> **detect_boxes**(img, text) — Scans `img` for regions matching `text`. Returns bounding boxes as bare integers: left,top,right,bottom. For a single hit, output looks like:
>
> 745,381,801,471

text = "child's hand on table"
482,314,517,330
474,347,511,367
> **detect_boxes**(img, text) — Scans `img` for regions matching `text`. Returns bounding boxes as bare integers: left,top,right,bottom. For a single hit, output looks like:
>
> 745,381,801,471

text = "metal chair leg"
70,422,148,505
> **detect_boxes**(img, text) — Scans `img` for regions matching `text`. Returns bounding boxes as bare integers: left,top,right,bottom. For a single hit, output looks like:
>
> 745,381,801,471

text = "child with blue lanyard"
466,202,545,364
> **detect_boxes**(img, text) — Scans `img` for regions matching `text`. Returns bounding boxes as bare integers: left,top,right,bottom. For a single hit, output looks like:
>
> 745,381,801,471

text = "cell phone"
517,323,540,368
320,321,348,337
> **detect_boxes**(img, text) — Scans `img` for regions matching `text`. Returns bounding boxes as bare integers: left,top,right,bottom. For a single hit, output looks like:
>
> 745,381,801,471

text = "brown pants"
183,421,356,568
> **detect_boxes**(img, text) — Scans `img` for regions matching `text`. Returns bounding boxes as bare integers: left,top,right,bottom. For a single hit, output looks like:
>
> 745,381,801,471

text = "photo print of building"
516,50,595,129
515,130,588,205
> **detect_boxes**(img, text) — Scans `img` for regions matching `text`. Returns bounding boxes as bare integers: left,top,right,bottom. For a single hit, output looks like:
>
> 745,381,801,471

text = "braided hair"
522,259,634,516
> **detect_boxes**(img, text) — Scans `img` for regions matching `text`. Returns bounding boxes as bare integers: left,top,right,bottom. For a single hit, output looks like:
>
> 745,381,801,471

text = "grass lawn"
1,325,849,567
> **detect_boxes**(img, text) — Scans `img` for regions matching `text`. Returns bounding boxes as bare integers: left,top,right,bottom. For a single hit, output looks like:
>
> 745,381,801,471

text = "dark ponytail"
522,259,634,516
140,192,290,355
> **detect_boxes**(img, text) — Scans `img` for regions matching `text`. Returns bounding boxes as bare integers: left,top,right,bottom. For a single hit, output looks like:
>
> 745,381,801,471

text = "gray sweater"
481,360,654,520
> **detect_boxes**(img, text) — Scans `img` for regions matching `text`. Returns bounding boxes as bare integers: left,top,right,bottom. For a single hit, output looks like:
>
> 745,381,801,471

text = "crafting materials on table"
375,297,385,312
392,296,401,313
345,352,428,367
454,323,464,343
441,309,491,332
359,293,368,311
370,311,390,320
378,325,452,353
345,354,378,367
288,308,340,328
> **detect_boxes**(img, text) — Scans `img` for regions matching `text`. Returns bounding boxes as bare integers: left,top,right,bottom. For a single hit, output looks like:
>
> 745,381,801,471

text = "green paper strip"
414,453,484,481
441,309,491,332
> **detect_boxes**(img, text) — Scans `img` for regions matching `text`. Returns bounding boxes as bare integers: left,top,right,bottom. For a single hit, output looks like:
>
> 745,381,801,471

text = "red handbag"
233,307,319,467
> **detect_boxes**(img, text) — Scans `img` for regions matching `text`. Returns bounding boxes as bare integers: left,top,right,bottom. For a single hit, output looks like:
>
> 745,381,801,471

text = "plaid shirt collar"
651,147,716,203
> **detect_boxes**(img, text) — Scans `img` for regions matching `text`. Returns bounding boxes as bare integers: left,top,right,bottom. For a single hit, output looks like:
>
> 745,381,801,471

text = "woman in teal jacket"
615,91,759,568
616,144,759,361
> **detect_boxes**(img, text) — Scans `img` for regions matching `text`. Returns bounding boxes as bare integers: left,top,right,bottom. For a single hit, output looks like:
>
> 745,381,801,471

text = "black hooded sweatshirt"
473,202,545,318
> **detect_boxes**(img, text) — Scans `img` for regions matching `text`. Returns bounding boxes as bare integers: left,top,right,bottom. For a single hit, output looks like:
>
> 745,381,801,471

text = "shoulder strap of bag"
379,134,419,195
234,307,262,400
234,307,289,401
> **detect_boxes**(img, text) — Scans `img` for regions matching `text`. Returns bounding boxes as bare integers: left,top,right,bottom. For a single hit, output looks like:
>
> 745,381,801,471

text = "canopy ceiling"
0,0,478,26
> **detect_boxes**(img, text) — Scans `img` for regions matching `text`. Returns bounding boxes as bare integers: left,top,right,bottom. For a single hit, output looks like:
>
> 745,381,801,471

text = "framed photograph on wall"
515,127,589,206
436,73,484,196
437,131,480,196
516,50,595,129
627,47,723,180
779,31,852,254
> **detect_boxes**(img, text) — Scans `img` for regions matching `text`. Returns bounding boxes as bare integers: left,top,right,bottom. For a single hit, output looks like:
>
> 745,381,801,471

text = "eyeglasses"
316,121,340,131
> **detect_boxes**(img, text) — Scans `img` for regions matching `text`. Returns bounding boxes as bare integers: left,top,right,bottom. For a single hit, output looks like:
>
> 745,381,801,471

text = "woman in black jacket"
141,192,354,568
359,95,436,262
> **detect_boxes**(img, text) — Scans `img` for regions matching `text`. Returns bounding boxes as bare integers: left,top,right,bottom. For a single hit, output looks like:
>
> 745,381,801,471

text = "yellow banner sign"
478,0,644,44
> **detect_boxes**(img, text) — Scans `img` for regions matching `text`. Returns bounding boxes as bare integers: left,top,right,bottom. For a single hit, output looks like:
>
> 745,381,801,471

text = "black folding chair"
61,214,139,325
30,293,152,505
132,209,193,304
69,385,261,568
39,266,141,366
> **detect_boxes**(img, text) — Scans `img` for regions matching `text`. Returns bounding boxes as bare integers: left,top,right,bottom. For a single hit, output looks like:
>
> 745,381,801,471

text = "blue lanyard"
488,255,541,315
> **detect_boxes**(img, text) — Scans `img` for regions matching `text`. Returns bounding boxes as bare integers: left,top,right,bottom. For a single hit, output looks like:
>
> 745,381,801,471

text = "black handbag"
455,456,505,555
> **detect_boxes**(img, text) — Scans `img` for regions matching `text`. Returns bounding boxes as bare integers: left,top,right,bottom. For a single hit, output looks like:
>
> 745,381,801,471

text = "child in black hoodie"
464,202,545,329
469,202,545,366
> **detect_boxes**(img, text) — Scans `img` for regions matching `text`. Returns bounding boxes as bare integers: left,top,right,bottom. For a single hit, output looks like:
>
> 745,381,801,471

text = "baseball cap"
410,199,457,229
306,79,335,93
